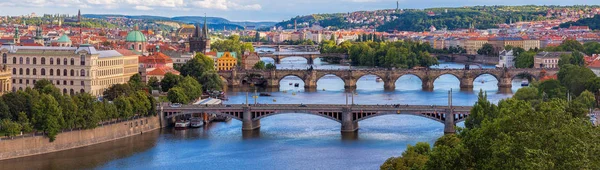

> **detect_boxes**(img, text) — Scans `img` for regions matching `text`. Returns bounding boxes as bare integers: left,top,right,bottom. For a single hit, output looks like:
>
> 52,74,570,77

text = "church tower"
13,27,20,44
189,15,210,54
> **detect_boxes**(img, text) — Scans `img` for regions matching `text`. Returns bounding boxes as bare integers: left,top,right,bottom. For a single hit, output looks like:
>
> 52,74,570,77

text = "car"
170,103,182,108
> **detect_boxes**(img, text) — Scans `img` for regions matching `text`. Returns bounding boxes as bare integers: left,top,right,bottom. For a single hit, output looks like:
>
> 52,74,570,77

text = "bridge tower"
242,106,261,131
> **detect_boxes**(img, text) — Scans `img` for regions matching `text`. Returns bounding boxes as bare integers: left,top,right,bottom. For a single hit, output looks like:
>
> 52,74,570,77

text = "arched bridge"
219,68,558,91
161,104,472,133
258,51,348,65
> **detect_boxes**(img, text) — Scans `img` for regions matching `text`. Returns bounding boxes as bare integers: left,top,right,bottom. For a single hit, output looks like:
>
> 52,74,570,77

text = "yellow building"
465,37,489,55
0,65,11,95
217,52,238,71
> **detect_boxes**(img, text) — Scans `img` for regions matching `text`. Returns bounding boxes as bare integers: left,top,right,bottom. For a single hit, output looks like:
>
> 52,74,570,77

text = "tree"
175,77,203,101
575,90,595,109
254,31,260,42
512,87,541,103
477,43,495,56
160,73,182,92
558,64,597,96
198,71,223,91
1,119,21,138
167,87,189,104
380,142,430,170
266,63,277,70
17,112,32,133
33,79,53,91
0,98,10,120
465,91,497,129
538,79,567,100
558,52,585,67
514,51,535,68
557,39,584,52
253,60,266,70
583,42,600,55
179,53,215,81
114,96,133,119
102,84,133,101
148,76,160,91
128,73,146,91
32,94,63,142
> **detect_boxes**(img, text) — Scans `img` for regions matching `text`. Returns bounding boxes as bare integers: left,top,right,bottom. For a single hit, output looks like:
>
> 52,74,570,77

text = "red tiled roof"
115,48,139,56
147,66,180,76
139,52,173,64
588,59,600,68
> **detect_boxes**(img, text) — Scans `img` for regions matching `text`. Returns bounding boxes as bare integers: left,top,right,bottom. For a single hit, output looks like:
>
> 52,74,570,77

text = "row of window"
1,53,86,66
13,87,84,95
12,79,84,86
12,68,86,77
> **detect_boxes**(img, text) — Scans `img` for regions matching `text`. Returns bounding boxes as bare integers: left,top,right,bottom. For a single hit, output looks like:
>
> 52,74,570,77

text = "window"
2,53,6,63
18,79,21,84
139,44,142,51
57,80,60,85
50,58,53,65
70,89,74,95
12,68,15,75
80,69,85,77
56,69,60,76
33,58,36,65
70,81,73,85
12,57,16,64
63,58,67,65
57,58,60,65
26,80,29,84
63,80,66,85
63,89,66,94
70,69,74,76
49,69,52,76
19,68,22,75
19,57,22,64
26,69,29,75
131,44,135,50
80,89,84,93
26,57,29,64
41,57,45,65
32,69,36,75
41,68,45,76
63,69,67,76
12,79,15,84
81,81,84,86
80,55,85,65
70,58,74,65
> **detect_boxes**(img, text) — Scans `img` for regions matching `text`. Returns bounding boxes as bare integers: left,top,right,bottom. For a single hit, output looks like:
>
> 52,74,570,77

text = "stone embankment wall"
0,116,162,160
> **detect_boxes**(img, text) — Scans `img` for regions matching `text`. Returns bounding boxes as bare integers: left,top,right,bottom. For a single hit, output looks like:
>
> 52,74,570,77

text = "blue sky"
0,0,598,21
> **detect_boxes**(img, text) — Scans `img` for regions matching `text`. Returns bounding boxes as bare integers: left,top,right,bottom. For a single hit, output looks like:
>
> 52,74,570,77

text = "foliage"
557,64,597,96
380,142,430,170
148,77,160,91
179,53,215,81
346,41,438,68
198,71,224,91
167,87,189,104
265,63,277,70
477,43,496,56
175,77,203,101
160,73,182,92
32,94,63,142
102,84,133,101
583,42,600,55
513,51,536,68
559,14,600,30
253,60,266,70
128,73,147,91
1,119,22,138
557,52,585,67
211,35,254,57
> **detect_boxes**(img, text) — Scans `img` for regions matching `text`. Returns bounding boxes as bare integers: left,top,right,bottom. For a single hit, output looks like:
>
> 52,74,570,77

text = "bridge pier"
341,108,358,132
444,109,455,134
422,79,434,91
498,77,512,89
344,79,357,91
242,107,260,131
274,55,281,64
459,77,474,90
384,80,396,91
306,56,314,65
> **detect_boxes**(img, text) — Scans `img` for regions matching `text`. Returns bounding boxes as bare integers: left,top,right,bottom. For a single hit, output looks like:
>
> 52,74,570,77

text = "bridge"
253,45,319,52
160,104,472,134
258,51,348,65
219,68,558,91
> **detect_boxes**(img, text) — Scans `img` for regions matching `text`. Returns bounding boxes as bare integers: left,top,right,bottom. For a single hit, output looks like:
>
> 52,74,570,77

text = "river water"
1,56,523,170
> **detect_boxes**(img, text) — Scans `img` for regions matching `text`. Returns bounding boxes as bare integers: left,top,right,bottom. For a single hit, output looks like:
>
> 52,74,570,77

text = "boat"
375,78,383,82
289,83,293,85
190,117,204,128
174,120,190,130
521,80,529,86
294,83,300,87
259,93,271,96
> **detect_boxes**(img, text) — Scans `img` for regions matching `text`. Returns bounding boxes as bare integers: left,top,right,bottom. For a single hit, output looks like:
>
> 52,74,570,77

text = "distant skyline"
0,0,599,21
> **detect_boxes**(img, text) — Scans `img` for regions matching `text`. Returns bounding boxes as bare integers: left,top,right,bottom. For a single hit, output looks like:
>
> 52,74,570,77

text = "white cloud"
190,0,261,11
134,5,153,10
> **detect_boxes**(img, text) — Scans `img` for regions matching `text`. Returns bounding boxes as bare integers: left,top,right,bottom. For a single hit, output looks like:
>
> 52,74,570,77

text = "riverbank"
0,116,162,161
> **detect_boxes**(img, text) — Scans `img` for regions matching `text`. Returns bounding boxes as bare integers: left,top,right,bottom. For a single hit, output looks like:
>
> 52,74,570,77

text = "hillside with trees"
559,14,600,30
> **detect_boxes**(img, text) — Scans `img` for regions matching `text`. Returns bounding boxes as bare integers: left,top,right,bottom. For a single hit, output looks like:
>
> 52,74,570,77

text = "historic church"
188,19,211,54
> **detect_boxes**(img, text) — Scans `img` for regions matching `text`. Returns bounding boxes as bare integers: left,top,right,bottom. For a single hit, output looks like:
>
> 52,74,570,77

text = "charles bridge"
218,68,559,91
161,104,472,134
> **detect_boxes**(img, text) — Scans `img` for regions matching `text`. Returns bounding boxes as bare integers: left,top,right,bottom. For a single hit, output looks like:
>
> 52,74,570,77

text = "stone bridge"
253,44,319,52
258,52,348,65
161,104,472,133
219,68,558,91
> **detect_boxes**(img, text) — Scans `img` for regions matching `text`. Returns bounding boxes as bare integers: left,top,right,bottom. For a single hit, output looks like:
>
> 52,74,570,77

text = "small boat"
376,78,383,82
294,83,300,87
190,117,204,128
273,99,277,102
289,83,293,85
481,80,485,84
174,120,190,130
521,80,529,86
259,93,271,96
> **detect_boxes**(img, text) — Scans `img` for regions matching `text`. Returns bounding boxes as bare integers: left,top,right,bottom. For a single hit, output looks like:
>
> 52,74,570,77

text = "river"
1,56,523,170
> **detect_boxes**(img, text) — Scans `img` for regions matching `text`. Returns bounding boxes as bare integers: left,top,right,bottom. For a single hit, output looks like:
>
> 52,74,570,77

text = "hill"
559,14,600,30
82,14,276,29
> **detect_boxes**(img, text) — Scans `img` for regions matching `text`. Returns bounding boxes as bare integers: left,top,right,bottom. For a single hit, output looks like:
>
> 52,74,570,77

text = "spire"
78,9,81,22
13,27,19,39
193,23,201,38
203,13,209,40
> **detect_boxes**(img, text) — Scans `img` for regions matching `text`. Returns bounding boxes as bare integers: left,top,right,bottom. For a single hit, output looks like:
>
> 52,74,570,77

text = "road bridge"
258,52,348,65
161,104,472,134
219,68,558,91
253,45,319,52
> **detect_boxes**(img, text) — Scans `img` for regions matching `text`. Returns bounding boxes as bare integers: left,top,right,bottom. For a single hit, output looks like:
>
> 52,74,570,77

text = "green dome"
57,35,71,43
126,30,147,42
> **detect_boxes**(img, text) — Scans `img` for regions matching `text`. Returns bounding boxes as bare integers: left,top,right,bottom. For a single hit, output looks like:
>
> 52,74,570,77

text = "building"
497,50,515,68
465,37,488,55
0,43,138,96
189,19,210,54
216,52,237,71
534,51,572,69
588,59,600,77
125,25,147,54
138,46,180,82
56,34,72,47
242,51,260,70
0,65,11,95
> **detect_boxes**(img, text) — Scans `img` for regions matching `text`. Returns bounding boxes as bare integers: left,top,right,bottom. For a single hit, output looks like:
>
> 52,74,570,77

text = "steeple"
193,23,201,38
203,14,209,40
13,27,20,44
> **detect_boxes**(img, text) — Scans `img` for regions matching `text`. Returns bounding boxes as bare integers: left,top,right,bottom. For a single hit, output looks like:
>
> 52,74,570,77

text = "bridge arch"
354,111,445,124
252,111,342,123
511,72,539,81
394,74,424,91
473,73,500,85
316,74,346,91
279,56,310,64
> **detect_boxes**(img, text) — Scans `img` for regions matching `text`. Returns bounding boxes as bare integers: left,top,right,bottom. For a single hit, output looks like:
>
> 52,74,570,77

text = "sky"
0,0,599,21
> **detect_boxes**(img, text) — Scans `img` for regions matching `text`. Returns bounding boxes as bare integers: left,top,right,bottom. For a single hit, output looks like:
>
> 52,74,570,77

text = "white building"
497,50,515,68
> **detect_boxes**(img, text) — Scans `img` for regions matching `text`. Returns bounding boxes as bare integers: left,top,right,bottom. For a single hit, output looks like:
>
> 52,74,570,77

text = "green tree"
477,43,495,56
0,98,10,120
380,142,430,170
33,79,53,91
514,51,535,68
148,76,160,91
558,64,597,96
17,112,32,133
557,39,584,52
167,87,189,104
512,87,541,103
128,73,147,91
1,119,21,138
175,77,203,101
160,73,182,92
538,79,567,100
102,84,133,101
254,31,260,42
114,96,133,119
179,53,215,81
465,90,497,129
575,90,595,109
198,71,223,91
266,63,277,70
583,41,600,55
253,60,266,70
32,94,63,142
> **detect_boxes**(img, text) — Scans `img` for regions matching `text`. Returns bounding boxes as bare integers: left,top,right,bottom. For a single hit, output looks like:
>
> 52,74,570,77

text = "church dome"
56,34,71,43
126,30,147,42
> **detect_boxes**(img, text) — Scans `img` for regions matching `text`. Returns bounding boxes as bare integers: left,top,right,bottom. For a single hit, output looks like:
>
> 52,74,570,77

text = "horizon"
1,1,600,22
